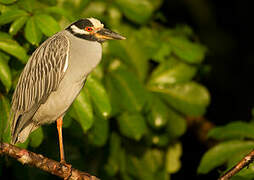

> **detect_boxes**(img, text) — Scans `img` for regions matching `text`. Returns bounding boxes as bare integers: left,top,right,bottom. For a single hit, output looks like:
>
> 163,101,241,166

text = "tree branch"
218,149,254,180
0,142,100,180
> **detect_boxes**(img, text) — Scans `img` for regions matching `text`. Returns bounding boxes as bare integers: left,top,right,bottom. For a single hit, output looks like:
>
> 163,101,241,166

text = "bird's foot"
60,160,72,180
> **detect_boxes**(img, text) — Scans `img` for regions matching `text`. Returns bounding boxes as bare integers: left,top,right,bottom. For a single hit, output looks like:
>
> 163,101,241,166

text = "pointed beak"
95,28,126,41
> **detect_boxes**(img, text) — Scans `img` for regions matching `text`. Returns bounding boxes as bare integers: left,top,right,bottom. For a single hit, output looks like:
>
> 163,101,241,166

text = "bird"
9,17,125,163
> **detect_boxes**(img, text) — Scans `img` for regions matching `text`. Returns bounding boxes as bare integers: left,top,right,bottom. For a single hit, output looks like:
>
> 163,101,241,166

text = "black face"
66,19,97,42
66,18,126,43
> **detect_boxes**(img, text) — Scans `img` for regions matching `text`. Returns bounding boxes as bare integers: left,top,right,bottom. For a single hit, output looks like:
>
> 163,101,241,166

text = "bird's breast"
66,31,102,82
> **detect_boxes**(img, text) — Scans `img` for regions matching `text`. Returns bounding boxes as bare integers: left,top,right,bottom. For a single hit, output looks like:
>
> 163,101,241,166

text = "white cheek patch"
70,25,89,35
88,17,104,29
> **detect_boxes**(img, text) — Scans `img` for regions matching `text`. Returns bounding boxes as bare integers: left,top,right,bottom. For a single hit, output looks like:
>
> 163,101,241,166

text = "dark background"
162,0,253,179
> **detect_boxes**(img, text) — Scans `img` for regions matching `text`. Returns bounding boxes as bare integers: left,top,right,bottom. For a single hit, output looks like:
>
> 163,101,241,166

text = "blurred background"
0,0,253,180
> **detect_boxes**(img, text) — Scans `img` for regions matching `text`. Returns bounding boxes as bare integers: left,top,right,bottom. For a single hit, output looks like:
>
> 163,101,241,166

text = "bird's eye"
85,27,93,32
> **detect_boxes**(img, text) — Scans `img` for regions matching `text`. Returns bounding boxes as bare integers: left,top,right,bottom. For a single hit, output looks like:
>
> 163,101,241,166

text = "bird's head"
66,18,126,43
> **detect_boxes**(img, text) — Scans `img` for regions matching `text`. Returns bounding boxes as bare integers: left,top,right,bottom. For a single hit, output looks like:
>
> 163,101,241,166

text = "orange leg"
57,116,65,163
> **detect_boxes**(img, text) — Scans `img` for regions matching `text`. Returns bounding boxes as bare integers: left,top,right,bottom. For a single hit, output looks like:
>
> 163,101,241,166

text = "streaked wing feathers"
10,33,69,137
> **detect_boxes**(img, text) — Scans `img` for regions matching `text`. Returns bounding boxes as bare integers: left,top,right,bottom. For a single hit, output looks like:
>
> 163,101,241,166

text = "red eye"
85,27,93,32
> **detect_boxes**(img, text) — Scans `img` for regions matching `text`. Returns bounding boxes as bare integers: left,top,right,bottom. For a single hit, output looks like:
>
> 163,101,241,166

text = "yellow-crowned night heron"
10,17,125,163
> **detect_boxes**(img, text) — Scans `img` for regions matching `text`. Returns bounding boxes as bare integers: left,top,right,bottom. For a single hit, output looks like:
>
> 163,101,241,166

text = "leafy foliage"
198,116,254,179
0,0,209,179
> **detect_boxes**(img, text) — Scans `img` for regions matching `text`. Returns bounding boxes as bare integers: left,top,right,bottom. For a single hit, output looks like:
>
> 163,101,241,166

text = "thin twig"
0,142,100,180
218,149,254,180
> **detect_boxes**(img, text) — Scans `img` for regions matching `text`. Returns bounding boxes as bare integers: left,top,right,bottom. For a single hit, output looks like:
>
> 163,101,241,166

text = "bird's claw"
60,161,72,180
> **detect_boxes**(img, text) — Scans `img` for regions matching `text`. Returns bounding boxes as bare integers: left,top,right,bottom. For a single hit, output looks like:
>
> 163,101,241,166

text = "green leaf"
169,36,207,64
86,76,111,118
0,53,12,92
0,51,10,62
0,95,11,142
72,88,94,133
208,121,254,140
88,117,109,146
45,6,73,21
108,27,149,81
0,0,16,4
105,74,122,116
147,133,169,147
146,94,169,129
143,149,164,173
62,110,73,128
16,138,29,149
156,169,170,180
0,35,28,63
148,57,197,87
9,16,28,36
29,127,44,148
198,140,254,174
117,112,147,140
166,142,182,173
166,107,187,139
105,132,123,176
115,0,154,24
35,14,60,37
0,9,27,26
17,0,34,12
126,155,155,180
152,42,172,62
109,68,147,112
25,16,42,46
152,81,210,116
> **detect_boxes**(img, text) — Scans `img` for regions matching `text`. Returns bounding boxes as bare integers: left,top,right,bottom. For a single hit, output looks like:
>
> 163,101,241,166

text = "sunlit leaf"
143,149,164,173
0,9,27,25
152,81,210,116
25,16,42,46
146,94,169,129
80,1,106,20
148,57,197,87
0,35,28,63
117,112,147,140
166,142,182,173
0,53,12,92
115,0,154,24
198,140,254,174
35,14,60,37
29,127,44,148
86,76,111,118
208,121,254,140
9,16,28,36
72,88,94,133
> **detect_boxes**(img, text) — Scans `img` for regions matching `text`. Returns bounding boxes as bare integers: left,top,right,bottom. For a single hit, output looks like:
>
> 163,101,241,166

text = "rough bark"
0,142,99,180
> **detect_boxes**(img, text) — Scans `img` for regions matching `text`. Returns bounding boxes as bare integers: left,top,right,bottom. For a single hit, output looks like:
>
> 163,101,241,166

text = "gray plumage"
10,30,102,144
